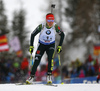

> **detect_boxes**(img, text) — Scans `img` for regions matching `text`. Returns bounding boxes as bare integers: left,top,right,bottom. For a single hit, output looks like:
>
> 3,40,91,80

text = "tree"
12,9,29,56
64,0,100,61
65,0,99,40
0,0,8,35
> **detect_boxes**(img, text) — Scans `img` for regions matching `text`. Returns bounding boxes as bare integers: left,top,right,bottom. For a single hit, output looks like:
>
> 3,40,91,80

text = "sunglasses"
47,20,54,22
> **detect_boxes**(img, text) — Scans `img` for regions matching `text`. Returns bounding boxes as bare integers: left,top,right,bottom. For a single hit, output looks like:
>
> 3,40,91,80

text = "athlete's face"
46,19,54,27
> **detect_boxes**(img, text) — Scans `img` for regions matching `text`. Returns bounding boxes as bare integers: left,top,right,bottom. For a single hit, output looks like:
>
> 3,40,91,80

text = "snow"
0,84,100,91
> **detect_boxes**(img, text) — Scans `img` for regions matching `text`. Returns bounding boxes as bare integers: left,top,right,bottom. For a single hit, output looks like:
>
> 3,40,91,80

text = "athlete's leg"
31,43,45,75
46,43,55,73
46,43,55,84
26,43,45,84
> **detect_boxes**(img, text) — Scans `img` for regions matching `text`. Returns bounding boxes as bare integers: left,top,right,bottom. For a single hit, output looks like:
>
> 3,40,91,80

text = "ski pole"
30,53,34,66
30,53,32,61
29,53,33,69
58,54,61,66
58,54,64,84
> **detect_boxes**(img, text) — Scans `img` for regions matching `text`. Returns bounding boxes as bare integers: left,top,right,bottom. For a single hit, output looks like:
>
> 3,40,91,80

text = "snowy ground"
0,83,100,91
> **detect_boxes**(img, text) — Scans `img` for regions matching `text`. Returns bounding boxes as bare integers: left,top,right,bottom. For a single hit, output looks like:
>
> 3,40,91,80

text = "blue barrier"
64,76,98,84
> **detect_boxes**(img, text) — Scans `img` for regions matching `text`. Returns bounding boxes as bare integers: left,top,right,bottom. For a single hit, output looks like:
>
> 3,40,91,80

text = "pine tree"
12,9,29,56
0,0,8,36
64,0,100,60
65,0,99,42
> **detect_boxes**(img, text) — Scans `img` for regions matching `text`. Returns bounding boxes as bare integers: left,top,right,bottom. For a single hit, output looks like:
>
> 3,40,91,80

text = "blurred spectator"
40,64,47,82
88,55,93,62
70,68,78,78
75,58,82,73
93,58,99,73
21,58,29,75
62,66,69,79
87,62,95,76
78,69,85,78
97,67,100,83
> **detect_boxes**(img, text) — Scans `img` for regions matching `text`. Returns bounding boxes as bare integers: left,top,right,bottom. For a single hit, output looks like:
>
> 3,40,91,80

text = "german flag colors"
0,35,9,52
94,44,100,56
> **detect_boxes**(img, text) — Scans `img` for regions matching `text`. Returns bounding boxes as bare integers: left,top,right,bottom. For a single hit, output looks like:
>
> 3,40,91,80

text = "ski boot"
26,75,34,84
47,72,52,85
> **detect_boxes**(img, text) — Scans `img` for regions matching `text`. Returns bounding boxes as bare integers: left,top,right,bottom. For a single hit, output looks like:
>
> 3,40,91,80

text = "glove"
57,46,62,53
29,46,34,54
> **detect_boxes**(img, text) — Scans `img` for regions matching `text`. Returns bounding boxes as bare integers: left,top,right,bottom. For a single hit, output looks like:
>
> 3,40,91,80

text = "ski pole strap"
58,54,61,66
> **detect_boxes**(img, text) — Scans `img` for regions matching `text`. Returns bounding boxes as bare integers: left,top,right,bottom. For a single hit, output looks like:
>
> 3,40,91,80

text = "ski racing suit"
30,22,65,76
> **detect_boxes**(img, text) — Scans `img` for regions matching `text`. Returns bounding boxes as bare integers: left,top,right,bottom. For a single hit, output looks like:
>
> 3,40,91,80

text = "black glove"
29,46,34,54
57,46,62,53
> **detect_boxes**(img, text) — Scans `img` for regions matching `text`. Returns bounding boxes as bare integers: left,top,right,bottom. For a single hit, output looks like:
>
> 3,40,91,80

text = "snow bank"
0,84,100,91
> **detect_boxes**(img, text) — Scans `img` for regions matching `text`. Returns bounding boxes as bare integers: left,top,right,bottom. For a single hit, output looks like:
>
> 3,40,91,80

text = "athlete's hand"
57,46,62,53
29,46,34,54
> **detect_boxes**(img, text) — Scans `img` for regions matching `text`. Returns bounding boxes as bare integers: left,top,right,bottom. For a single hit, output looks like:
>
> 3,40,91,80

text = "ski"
15,83,57,87
44,84,57,87
15,82,39,85
15,83,34,85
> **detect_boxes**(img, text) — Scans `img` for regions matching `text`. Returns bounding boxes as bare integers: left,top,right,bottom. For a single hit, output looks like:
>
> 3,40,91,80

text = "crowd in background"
0,56,29,83
34,55,100,83
0,54,100,83
63,55,100,79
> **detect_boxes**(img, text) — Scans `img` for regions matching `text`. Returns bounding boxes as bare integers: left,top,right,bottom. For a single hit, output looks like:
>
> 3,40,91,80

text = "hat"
46,13,54,20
